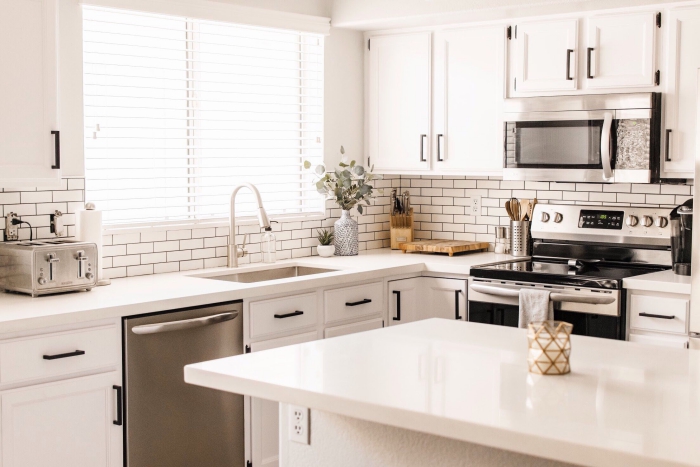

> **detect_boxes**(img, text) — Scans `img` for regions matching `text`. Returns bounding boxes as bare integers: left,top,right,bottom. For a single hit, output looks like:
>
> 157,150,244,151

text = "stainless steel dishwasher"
123,301,244,467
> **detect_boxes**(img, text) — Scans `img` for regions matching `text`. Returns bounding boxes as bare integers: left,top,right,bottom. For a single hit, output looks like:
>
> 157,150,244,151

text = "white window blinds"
83,6,324,226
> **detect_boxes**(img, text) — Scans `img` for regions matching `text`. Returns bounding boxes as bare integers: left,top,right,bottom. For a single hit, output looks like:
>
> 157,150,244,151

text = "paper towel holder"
79,202,111,287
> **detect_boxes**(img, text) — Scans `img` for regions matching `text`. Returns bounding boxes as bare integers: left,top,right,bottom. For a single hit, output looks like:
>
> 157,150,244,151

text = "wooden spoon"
520,199,530,221
528,198,537,222
505,199,514,220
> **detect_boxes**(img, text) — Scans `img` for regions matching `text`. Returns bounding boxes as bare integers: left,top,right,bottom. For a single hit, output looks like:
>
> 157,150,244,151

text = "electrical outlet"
288,405,310,445
4,212,19,241
466,196,481,215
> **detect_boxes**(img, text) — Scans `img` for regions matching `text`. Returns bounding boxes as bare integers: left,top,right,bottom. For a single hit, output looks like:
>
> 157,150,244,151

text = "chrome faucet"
228,183,270,268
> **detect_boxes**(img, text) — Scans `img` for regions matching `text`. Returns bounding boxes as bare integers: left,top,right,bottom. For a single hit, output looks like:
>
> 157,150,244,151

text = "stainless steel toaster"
0,240,98,296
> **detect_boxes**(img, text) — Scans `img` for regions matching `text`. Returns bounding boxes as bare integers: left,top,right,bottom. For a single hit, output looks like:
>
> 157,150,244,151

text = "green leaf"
315,165,325,175
303,160,311,169
338,162,348,168
352,165,365,176
357,205,363,215
340,145,345,155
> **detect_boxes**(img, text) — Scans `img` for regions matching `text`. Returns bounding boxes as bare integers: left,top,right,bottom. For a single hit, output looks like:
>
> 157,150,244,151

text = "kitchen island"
185,319,700,467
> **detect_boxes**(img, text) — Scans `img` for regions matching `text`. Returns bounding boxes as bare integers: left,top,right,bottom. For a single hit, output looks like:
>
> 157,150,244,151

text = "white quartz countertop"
623,269,692,295
0,249,513,334
185,319,700,467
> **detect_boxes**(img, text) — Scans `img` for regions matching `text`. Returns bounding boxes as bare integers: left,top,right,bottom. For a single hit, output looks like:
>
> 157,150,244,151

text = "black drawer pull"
639,312,675,320
346,299,372,307
392,290,401,321
113,385,123,426
455,290,463,320
43,350,85,360
274,311,304,319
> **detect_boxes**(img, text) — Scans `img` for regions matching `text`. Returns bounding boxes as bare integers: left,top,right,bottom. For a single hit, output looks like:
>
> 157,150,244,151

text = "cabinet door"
663,7,700,178
0,0,61,188
368,33,431,173
433,26,505,174
249,331,318,467
387,278,421,326
585,12,657,89
420,277,467,321
513,19,578,93
1,372,122,467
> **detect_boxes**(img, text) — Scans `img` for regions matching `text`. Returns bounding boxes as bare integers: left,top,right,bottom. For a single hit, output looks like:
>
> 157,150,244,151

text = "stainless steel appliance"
469,204,672,340
670,199,693,276
124,301,244,467
0,239,98,296
503,93,661,183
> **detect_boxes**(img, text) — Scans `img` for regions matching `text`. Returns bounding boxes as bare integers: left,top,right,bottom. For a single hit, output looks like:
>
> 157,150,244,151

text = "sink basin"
201,266,337,284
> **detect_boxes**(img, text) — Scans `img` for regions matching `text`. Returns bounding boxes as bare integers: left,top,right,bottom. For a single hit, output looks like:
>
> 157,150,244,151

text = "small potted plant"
316,229,335,257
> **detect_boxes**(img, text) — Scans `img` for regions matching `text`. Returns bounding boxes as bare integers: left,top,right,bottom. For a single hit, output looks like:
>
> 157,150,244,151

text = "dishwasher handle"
469,284,615,305
131,311,238,335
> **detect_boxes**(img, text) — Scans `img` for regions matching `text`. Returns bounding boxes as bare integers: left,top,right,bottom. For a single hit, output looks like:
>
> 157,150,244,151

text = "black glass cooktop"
470,258,669,290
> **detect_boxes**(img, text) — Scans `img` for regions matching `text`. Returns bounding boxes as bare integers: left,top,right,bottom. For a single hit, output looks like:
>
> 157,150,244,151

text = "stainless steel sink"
201,266,337,283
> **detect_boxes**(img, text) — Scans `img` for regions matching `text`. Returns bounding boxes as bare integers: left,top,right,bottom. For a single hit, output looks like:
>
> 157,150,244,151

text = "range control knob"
642,215,653,227
541,212,550,223
553,212,563,223
655,216,669,228
38,277,46,285
626,215,639,227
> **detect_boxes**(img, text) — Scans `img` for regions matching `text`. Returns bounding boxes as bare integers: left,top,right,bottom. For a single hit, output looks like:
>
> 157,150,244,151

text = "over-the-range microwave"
503,93,661,183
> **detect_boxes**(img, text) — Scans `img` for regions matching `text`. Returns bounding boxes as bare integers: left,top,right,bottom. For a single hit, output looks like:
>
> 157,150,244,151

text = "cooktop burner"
470,258,669,290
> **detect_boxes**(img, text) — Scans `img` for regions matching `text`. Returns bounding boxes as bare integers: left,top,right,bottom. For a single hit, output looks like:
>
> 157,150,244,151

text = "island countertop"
185,319,700,467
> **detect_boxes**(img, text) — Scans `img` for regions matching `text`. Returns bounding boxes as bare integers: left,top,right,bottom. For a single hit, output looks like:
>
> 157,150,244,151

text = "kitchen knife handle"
392,290,401,321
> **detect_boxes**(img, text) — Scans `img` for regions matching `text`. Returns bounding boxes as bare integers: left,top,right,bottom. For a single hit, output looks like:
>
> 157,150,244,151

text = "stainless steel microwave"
503,93,661,183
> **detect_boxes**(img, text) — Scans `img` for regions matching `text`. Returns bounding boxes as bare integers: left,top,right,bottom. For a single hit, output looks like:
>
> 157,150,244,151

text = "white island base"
185,319,700,467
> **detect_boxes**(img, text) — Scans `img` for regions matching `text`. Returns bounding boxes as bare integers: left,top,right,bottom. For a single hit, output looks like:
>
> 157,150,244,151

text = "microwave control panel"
578,210,624,230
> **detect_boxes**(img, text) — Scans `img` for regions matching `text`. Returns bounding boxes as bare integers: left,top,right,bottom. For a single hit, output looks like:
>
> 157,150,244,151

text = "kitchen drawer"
629,294,689,334
324,282,383,324
325,318,384,339
0,325,120,386
629,333,689,349
249,292,317,339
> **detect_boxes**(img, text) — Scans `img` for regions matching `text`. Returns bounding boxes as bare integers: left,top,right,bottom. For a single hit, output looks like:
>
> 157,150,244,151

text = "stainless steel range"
468,203,672,340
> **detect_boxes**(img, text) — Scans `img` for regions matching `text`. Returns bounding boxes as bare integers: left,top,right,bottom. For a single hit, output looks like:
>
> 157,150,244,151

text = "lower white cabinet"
388,277,467,325
1,371,123,467
627,289,690,348
325,318,384,338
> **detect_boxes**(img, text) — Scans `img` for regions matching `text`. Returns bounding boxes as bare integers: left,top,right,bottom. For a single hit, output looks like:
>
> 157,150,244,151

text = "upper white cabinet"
663,6,700,178
513,19,579,93
368,32,432,173
433,26,506,174
585,12,658,89
0,0,61,188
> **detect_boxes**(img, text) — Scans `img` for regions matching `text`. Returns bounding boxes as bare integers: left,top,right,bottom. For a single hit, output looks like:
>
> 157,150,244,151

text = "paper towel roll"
76,205,104,281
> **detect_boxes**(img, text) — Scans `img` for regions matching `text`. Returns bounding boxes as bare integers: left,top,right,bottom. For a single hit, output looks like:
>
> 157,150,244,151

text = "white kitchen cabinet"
626,289,690,348
388,277,467,325
368,32,432,173
0,0,62,188
249,331,319,467
585,12,657,89
513,19,579,93
663,6,700,178
325,318,384,338
433,26,506,174
1,372,123,467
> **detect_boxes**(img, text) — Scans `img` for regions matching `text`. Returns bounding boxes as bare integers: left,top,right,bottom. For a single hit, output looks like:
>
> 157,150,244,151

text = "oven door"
504,110,615,183
467,278,624,340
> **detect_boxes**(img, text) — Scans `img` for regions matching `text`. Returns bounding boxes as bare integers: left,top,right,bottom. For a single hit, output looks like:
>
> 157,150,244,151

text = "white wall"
324,27,365,168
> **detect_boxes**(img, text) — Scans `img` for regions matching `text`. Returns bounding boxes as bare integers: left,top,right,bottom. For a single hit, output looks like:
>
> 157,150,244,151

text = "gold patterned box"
527,321,573,375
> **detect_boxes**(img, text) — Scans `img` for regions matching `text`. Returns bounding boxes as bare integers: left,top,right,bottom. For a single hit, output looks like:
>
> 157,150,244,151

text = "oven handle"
469,284,616,305
601,112,613,181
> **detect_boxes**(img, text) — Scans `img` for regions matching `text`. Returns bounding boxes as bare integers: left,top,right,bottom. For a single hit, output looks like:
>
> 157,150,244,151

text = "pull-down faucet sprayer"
228,183,270,268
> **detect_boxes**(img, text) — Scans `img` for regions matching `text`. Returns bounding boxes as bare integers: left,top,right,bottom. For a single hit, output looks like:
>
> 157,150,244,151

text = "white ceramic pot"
317,245,335,257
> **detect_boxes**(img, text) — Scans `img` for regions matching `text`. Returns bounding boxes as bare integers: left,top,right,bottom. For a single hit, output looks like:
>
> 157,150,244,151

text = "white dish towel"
519,288,554,328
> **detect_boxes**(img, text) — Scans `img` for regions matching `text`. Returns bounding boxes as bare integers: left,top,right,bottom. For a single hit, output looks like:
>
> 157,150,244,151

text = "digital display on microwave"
578,210,624,230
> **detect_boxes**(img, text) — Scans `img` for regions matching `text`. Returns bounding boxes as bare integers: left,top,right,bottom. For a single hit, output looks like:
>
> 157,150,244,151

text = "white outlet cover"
288,405,310,445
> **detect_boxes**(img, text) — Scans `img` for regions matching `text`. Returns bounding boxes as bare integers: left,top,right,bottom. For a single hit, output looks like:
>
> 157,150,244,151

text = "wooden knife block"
390,209,414,250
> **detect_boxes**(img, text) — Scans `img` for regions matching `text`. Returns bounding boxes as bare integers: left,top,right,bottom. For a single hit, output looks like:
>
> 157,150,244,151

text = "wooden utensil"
505,199,514,220
528,198,537,222
520,198,530,221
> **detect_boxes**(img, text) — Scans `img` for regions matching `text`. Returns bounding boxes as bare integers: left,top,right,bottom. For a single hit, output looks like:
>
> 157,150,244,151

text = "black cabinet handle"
455,290,462,320
274,310,304,319
51,130,60,169
346,299,371,307
639,312,675,320
586,47,594,79
43,350,85,360
437,134,444,161
420,134,427,162
392,290,401,321
665,129,672,162
566,49,574,80
113,385,123,426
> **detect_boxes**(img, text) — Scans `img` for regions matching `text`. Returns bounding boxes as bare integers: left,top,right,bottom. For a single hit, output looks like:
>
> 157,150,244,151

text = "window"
83,6,324,226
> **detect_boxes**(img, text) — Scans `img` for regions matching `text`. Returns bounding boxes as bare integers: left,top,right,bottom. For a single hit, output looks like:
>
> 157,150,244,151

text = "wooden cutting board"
399,240,490,256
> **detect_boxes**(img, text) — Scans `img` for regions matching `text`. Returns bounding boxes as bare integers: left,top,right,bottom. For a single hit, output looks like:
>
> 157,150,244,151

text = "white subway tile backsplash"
127,243,153,255
167,230,192,241
140,230,167,242
113,233,141,245
154,262,180,274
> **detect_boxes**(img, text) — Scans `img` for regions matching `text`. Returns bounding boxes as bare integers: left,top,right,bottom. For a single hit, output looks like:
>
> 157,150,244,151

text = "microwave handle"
601,112,613,181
